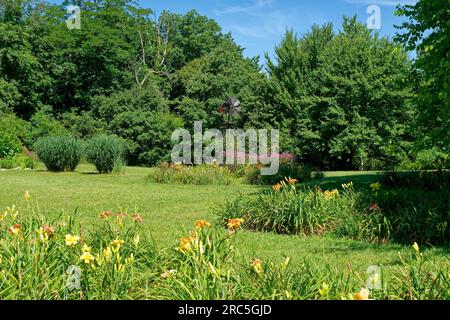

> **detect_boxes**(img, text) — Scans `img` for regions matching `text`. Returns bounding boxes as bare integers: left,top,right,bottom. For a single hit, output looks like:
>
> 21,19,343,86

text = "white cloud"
216,0,302,39
344,0,417,6
215,0,274,16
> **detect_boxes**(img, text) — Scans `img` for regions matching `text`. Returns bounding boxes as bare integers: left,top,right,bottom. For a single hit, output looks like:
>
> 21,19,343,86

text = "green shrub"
218,173,449,245
0,113,32,147
0,132,21,159
376,171,450,245
149,163,233,185
381,171,450,191
372,188,449,245
85,135,124,174
108,111,183,166
0,154,34,169
245,161,318,185
29,109,68,144
398,148,449,171
34,136,82,172
216,179,389,241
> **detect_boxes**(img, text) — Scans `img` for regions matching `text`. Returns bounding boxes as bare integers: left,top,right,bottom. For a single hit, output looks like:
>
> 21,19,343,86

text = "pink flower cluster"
218,151,295,163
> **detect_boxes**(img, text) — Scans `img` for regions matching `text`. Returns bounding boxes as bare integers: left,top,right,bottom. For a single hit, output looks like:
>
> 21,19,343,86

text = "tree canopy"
0,0,446,169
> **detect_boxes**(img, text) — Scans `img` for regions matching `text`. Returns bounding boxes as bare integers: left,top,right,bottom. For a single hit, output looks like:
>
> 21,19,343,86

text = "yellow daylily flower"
82,243,92,253
323,189,339,199
178,236,194,252
80,251,95,264
412,242,420,254
102,247,112,260
354,287,370,300
318,283,330,297
251,259,264,274
65,234,80,246
111,239,124,247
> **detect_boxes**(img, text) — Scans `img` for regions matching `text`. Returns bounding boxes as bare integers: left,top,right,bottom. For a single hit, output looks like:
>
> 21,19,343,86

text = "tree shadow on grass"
302,173,384,191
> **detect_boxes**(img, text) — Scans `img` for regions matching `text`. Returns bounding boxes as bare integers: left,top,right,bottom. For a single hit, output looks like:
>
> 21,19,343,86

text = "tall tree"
396,0,450,158
262,18,414,170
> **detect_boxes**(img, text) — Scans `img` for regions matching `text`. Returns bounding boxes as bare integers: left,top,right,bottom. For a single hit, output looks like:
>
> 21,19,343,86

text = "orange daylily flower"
195,220,211,229
272,183,282,192
8,224,21,235
132,214,144,224
227,218,245,230
100,211,112,219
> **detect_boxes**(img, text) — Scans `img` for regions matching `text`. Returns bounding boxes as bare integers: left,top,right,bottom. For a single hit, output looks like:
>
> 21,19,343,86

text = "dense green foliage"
218,174,450,246
85,135,124,174
0,153,33,169
396,0,450,157
34,135,82,171
0,0,446,171
0,131,21,158
255,19,415,170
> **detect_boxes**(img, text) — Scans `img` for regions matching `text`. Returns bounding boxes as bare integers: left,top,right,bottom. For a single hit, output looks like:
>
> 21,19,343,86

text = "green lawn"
1,165,448,274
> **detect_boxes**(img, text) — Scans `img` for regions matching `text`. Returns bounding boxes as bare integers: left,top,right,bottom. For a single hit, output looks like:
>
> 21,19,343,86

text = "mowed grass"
1,165,448,274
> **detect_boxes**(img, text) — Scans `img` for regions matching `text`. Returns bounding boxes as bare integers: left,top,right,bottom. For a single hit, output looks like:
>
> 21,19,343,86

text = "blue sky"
53,0,417,60
138,0,418,60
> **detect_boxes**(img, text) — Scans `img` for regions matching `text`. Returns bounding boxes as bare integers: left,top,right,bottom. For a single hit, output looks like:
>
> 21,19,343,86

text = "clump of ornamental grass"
85,135,124,174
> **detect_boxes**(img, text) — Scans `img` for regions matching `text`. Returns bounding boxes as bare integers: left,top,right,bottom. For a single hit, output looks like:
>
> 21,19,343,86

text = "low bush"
34,136,83,172
245,161,319,185
149,163,234,185
381,171,450,191
398,149,449,171
0,154,34,169
0,113,32,147
218,175,449,246
371,188,449,245
216,179,390,242
0,132,21,159
85,135,124,174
